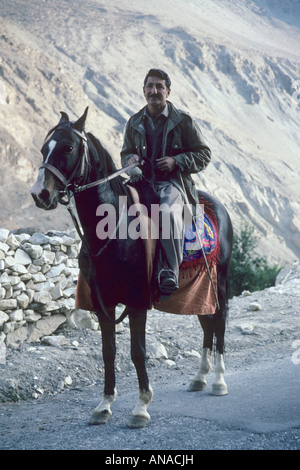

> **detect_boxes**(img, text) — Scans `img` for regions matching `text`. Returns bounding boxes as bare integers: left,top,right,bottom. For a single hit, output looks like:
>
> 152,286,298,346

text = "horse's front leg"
89,309,117,425
127,308,153,429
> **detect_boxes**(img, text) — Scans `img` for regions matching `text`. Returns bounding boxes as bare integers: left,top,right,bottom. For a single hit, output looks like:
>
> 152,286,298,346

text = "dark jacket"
121,101,211,215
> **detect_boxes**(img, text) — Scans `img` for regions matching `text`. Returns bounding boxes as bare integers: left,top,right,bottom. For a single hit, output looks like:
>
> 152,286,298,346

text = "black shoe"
158,269,179,300
159,276,178,291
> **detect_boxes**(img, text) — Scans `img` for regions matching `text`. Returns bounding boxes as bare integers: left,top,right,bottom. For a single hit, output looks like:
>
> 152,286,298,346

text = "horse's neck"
74,182,119,250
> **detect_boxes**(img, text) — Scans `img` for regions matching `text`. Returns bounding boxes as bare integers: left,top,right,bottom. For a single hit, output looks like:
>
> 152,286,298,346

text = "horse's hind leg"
212,313,228,396
127,308,153,429
89,309,117,425
188,313,228,396
211,266,228,396
188,315,213,392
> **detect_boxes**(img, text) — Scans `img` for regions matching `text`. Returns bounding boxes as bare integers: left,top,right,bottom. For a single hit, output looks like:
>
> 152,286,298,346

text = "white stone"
4,256,15,268
9,309,24,322
66,309,97,329
48,236,63,245
66,259,78,268
8,276,20,285
27,314,66,342
34,280,55,292
62,236,75,246
11,264,28,274
33,291,52,305
3,321,16,333
0,228,9,242
0,241,9,253
0,287,6,300
14,249,32,265
17,293,30,309
45,264,65,278
0,298,17,310
249,302,262,311
50,284,63,301
13,281,26,292
64,376,73,386
28,264,41,274
55,251,68,265
165,359,176,367
239,323,256,335
24,310,41,322
25,289,35,303
0,272,9,284
0,310,9,327
15,233,30,243
22,243,43,260
147,341,168,359
6,234,20,250
32,273,47,283
29,233,50,245
41,335,70,347
241,290,252,296
0,341,6,364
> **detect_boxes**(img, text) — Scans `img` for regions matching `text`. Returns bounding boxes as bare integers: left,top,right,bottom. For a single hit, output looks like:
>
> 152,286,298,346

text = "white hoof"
212,383,228,396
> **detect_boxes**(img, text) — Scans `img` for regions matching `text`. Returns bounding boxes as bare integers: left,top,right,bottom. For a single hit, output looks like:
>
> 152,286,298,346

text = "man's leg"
156,181,184,296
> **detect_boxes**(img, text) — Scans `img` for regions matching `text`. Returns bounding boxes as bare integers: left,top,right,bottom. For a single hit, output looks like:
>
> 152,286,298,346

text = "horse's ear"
73,107,89,132
59,112,69,124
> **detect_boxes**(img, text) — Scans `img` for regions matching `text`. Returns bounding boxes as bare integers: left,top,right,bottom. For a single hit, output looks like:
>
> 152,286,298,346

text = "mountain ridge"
0,0,299,265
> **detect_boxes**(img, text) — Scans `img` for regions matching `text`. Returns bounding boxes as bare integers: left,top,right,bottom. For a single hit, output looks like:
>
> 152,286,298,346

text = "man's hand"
126,155,143,182
127,155,144,166
156,156,176,172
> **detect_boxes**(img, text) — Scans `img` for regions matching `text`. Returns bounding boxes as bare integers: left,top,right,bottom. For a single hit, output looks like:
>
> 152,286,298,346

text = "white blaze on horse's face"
38,138,58,187
31,139,59,209
45,139,57,164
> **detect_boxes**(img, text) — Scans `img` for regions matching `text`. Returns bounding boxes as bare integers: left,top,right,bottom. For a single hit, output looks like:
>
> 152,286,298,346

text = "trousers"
154,181,185,284
131,178,185,284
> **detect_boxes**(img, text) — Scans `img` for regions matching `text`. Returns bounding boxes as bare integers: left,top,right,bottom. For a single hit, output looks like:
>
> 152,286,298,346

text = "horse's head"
31,107,89,210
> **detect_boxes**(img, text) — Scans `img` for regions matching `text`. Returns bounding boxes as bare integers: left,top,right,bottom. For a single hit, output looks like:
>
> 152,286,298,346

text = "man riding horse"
121,69,211,299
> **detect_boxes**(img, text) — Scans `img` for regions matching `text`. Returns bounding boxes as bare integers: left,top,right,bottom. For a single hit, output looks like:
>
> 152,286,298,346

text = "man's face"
143,76,171,110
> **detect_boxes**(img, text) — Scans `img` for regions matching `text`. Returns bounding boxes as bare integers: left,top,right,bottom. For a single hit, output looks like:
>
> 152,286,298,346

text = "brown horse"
31,108,233,428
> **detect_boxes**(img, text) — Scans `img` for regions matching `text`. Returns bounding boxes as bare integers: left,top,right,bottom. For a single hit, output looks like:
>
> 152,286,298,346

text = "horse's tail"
115,306,129,324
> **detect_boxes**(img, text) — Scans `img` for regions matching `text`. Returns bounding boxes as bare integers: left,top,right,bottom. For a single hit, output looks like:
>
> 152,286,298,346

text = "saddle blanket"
181,211,219,270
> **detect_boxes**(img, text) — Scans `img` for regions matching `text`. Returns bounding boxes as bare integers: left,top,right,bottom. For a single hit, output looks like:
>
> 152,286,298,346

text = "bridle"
40,125,139,204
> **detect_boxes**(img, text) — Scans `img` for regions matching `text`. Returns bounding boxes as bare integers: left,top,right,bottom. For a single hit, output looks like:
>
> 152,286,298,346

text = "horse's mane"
87,132,132,199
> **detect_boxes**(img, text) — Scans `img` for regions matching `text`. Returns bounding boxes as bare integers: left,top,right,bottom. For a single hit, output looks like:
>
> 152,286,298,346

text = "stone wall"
0,227,98,347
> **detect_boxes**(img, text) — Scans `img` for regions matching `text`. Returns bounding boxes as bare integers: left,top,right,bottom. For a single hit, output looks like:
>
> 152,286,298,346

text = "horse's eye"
62,145,73,154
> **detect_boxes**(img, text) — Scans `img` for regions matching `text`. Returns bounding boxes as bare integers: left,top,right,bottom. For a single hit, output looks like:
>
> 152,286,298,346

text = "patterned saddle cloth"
181,211,219,269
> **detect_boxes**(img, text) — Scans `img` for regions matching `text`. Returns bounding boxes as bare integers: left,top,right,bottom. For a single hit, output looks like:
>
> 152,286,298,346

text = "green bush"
228,222,281,297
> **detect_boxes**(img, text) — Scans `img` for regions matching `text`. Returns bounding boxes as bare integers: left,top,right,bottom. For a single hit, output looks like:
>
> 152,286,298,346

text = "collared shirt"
143,104,169,180
143,104,169,130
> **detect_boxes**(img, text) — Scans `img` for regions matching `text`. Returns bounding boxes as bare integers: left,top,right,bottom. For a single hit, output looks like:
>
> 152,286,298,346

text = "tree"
228,222,280,297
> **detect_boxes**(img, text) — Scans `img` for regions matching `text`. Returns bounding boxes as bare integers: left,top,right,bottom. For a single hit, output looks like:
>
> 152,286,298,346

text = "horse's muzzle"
30,186,58,210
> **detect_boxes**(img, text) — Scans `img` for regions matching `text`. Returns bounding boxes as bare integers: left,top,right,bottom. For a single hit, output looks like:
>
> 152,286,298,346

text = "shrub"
228,222,280,297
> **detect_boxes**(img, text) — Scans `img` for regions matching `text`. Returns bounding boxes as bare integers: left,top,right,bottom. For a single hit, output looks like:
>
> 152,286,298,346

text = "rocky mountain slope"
0,0,299,265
